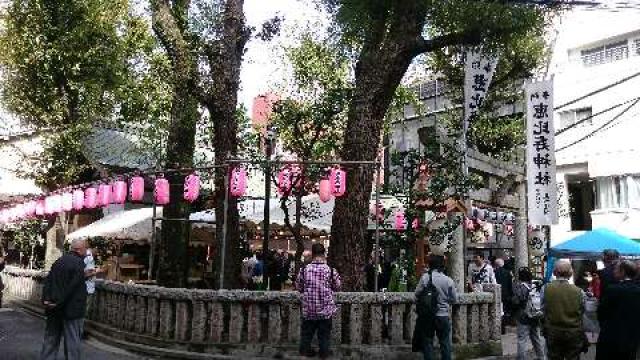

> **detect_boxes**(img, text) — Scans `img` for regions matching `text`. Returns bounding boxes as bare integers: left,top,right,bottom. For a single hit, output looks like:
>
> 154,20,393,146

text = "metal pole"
150,186,157,281
262,131,273,286
219,169,230,289
374,162,381,292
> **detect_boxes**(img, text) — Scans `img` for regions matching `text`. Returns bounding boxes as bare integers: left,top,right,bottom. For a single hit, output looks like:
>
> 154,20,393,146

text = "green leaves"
0,0,171,187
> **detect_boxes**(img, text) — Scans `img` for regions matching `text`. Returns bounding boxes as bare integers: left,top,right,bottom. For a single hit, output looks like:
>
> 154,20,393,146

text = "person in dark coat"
597,249,619,297
494,258,513,333
0,253,5,308
596,260,640,360
40,239,89,360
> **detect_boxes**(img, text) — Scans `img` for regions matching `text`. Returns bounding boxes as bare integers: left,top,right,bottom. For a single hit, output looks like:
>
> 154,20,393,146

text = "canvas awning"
549,228,640,259
66,207,215,242
238,194,406,232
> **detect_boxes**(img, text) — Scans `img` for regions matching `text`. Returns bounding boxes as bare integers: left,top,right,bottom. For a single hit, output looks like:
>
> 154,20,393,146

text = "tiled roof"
82,126,157,170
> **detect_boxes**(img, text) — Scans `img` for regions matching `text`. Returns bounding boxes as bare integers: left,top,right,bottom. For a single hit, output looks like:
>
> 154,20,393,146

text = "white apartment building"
548,8,640,245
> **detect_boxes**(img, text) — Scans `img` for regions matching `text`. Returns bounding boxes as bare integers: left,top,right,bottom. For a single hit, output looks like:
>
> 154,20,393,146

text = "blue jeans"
300,319,332,358
423,316,452,360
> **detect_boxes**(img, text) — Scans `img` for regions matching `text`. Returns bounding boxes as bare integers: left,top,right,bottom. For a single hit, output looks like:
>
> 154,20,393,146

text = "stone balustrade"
1,266,502,359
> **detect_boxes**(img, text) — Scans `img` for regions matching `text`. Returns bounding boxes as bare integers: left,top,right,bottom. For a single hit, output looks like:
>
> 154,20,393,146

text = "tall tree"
150,0,275,287
149,0,200,287
0,0,158,266
320,0,551,290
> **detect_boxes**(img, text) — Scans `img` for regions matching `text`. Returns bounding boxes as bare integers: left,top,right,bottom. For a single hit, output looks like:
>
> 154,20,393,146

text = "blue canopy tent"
545,228,640,281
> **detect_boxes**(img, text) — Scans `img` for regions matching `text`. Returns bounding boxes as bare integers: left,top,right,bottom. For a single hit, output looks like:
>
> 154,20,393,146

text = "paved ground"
0,307,151,360
0,304,597,360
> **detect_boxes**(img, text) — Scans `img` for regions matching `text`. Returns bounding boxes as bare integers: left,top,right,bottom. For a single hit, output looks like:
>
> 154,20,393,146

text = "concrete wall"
2,266,503,360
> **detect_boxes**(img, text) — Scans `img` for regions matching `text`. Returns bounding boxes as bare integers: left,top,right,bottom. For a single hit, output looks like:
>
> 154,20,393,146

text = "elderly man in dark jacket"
596,260,640,360
40,239,89,360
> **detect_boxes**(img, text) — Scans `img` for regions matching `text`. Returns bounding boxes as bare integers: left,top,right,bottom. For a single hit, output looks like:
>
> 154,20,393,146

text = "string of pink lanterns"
0,173,202,226
0,164,351,226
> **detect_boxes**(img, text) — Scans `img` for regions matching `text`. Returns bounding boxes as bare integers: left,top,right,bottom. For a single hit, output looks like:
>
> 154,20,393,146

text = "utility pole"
262,126,276,287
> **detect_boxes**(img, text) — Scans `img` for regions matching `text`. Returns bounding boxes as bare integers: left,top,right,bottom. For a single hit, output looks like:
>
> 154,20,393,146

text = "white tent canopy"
67,194,407,243
238,194,406,232
66,207,216,242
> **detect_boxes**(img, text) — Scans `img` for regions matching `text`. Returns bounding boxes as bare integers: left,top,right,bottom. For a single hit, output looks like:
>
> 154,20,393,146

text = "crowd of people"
2,237,638,360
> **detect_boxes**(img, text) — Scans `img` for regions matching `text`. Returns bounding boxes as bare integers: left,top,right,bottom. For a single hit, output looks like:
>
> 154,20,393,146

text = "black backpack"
416,271,439,320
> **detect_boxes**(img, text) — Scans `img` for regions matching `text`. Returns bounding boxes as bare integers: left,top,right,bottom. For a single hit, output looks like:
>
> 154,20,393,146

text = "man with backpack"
414,255,458,360
295,244,341,359
512,267,545,360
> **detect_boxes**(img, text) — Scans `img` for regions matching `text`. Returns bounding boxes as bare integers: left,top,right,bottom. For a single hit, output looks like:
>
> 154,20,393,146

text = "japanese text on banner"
526,79,558,225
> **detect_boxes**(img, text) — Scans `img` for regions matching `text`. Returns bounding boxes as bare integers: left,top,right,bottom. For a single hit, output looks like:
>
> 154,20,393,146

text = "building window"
568,180,594,231
595,175,640,209
559,107,592,128
581,40,629,67
634,38,640,56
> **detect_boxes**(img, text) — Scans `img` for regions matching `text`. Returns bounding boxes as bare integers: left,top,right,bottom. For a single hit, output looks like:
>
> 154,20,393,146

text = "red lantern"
113,181,128,204
130,176,145,202
394,211,406,231
62,192,73,212
35,199,45,216
84,188,98,209
329,168,346,197
318,179,332,203
72,190,84,211
229,167,247,197
155,178,170,205
183,174,200,203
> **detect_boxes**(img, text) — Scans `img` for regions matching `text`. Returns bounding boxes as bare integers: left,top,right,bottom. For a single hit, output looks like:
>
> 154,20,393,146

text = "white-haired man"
40,239,89,360
543,259,587,360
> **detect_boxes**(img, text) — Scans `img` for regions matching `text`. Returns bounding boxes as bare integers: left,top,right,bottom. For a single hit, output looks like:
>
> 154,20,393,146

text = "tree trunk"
157,75,199,288
329,3,426,291
207,0,249,289
151,0,199,288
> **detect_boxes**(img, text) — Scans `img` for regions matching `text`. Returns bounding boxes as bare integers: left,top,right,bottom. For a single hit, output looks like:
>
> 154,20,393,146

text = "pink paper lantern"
155,178,170,205
113,181,128,204
319,179,332,203
44,196,53,215
84,188,98,209
35,199,45,216
62,192,73,212
229,168,248,197
97,184,112,207
52,194,63,213
412,218,419,230
183,174,200,203
72,190,84,211
394,211,406,231
130,176,145,202
24,201,37,217
277,167,293,196
15,204,25,221
329,168,346,197
464,217,476,231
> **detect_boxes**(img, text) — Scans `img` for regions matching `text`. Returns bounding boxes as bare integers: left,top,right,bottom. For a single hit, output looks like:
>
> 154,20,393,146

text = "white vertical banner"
464,49,499,125
526,79,558,225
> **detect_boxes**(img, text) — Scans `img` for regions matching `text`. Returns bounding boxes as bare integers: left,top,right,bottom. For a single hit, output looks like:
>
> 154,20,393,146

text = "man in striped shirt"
296,244,341,359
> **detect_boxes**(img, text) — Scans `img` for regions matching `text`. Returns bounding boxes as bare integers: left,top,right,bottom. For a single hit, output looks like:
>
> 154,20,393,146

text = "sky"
240,0,326,111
